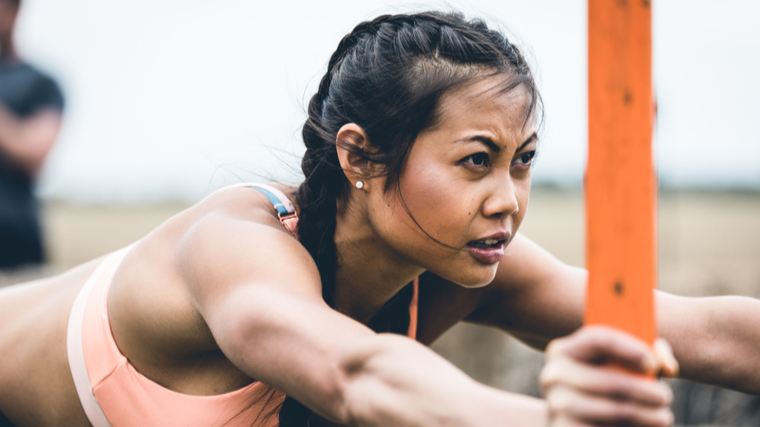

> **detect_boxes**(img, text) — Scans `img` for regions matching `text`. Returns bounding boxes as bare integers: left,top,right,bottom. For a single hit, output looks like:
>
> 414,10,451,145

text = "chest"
414,272,490,346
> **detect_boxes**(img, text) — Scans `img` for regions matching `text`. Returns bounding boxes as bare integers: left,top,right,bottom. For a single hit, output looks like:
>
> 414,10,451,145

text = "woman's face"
367,76,537,287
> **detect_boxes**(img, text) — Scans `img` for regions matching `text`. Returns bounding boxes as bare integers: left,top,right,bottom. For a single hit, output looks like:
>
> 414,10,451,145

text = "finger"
547,326,658,375
654,338,680,378
546,385,674,427
540,355,673,407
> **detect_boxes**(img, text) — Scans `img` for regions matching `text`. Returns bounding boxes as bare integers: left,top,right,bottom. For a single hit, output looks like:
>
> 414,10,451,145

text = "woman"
1,11,758,427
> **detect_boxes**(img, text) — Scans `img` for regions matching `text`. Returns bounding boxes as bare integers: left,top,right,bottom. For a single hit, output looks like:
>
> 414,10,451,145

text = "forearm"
339,334,548,426
0,106,60,175
660,293,760,394
200,257,547,425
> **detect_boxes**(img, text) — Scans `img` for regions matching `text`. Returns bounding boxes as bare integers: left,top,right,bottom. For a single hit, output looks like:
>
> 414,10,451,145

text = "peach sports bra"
66,184,419,427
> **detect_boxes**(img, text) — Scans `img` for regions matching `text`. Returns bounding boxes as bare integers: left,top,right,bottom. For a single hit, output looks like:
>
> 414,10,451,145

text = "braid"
276,10,541,427
295,38,348,307
294,155,342,306
277,24,352,427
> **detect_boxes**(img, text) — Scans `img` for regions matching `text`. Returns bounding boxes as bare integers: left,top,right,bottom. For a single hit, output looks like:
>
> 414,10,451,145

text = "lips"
467,232,510,264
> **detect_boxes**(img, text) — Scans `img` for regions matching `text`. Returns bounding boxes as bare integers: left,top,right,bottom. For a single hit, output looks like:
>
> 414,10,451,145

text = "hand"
539,326,679,427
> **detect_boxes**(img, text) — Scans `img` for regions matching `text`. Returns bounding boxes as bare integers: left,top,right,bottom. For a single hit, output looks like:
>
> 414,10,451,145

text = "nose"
482,176,520,219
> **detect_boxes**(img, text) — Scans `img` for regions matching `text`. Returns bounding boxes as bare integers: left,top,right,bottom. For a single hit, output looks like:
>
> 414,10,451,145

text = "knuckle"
539,363,559,389
545,338,567,357
539,357,573,392
545,387,573,415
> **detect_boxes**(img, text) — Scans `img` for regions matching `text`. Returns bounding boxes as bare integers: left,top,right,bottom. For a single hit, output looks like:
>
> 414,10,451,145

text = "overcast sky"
13,0,760,203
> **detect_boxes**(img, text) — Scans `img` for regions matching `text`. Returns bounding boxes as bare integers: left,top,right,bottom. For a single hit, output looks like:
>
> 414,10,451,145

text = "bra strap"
407,277,419,340
250,184,299,237
67,250,130,427
250,183,418,340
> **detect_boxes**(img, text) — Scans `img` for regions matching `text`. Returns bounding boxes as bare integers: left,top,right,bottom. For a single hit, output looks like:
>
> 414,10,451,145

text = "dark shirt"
0,61,64,268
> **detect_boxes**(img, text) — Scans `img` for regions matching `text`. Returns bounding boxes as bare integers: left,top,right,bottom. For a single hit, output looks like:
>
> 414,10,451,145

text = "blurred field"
42,202,189,267
1,189,759,426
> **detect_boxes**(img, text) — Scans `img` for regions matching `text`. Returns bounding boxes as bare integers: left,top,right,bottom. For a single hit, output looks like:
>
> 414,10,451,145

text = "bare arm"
466,233,586,350
0,105,61,176
177,205,548,426
471,233,760,394
657,293,760,393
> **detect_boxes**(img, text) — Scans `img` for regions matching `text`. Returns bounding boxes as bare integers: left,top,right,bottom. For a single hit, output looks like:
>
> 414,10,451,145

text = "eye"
513,150,536,166
462,152,490,168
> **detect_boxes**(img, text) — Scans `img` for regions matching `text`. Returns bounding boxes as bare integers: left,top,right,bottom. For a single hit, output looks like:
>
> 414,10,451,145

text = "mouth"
467,238,506,250
466,233,510,264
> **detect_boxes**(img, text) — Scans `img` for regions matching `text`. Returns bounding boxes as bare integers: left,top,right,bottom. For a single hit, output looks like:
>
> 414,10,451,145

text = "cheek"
394,162,474,242
513,177,532,230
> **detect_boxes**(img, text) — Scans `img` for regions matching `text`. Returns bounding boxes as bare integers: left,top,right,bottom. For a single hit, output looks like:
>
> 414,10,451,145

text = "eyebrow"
455,132,538,153
516,133,538,152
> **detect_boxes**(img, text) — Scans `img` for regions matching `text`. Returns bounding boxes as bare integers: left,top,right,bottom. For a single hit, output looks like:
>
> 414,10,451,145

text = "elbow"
331,336,388,426
334,334,471,426
210,301,357,424
333,334,421,426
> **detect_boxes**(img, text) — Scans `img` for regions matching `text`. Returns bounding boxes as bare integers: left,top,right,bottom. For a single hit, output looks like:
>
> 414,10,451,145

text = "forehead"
433,75,535,139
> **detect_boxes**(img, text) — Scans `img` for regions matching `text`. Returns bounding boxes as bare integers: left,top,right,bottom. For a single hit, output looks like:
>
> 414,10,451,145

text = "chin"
448,265,499,288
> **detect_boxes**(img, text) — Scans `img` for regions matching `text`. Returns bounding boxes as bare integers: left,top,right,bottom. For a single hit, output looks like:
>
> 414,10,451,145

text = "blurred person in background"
0,0,63,269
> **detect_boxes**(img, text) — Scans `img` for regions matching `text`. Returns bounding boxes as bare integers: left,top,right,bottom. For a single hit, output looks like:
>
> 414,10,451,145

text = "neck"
332,196,425,324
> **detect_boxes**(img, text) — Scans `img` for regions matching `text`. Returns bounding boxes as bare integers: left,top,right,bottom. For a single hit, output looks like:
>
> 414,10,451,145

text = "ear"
335,123,379,190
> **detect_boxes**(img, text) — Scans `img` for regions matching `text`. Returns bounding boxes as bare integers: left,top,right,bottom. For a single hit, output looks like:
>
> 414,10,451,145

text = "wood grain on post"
585,0,657,345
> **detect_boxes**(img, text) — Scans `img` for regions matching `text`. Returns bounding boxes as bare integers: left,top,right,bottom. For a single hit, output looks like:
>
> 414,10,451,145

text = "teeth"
468,238,503,249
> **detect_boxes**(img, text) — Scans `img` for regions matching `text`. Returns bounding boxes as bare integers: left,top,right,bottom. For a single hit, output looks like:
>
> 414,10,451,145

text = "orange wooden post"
585,0,657,346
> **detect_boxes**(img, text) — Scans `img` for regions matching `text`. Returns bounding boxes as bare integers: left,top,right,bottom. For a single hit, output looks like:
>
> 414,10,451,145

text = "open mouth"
467,238,506,249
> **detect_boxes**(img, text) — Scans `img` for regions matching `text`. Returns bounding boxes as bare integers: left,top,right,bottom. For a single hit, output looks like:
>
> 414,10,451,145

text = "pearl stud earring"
355,181,364,190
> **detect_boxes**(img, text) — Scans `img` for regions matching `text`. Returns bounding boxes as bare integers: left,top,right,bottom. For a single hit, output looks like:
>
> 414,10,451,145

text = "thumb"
654,338,679,378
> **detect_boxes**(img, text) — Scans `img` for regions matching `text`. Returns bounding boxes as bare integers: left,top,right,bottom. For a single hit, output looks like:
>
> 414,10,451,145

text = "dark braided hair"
279,11,541,426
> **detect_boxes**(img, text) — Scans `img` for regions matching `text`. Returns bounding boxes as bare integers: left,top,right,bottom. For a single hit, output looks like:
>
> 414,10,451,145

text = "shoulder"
417,234,586,345
108,183,321,388
491,233,581,294
175,182,306,268
174,182,317,296
469,233,586,346
114,182,312,318
16,62,61,90
113,182,317,338
190,182,298,224
0,61,64,114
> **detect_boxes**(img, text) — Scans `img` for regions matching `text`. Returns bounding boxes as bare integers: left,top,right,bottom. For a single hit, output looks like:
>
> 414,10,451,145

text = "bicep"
466,233,586,350
176,212,376,419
